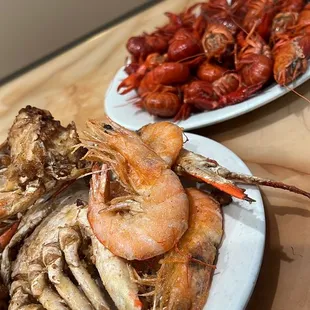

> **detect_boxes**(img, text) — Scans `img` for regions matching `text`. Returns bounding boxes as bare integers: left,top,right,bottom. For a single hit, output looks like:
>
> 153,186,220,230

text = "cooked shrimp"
138,122,252,201
138,121,183,167
154,188,223,310
82,118,189,260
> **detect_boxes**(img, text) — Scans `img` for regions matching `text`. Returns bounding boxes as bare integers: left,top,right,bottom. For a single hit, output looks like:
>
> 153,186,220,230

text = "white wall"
0,0,153,81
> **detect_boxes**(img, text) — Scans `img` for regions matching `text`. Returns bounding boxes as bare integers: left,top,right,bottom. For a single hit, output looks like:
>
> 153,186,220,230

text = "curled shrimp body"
83,118,189,261
138,121,184,167
154,188,223,310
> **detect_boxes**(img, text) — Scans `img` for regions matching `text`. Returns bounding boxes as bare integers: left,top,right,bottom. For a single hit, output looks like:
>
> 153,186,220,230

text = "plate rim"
105,65,310,131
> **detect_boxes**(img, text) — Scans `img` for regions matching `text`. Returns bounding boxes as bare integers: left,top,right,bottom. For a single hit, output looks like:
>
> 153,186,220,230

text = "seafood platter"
105,0,310,130
0,105,309,309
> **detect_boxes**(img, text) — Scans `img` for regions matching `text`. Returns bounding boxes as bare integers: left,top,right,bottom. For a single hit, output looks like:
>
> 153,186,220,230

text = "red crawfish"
135,62,189,118
273,4,310,85
201,0,237,60
174,73,241,120
197,61,226,83
243,0,280,42
270,0,305,45
118,53,166,95
167,16,206,62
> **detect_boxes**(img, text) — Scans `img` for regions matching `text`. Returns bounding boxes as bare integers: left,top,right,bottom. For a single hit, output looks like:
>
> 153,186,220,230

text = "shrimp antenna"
230,15,249,35
77,169,111,179
177,53,206,63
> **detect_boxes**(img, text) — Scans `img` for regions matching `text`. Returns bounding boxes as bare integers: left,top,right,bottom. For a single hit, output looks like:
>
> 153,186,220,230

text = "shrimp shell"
83,118,189,261
154,188,223,309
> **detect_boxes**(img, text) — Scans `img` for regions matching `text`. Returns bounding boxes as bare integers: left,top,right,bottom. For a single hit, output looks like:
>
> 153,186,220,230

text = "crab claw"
174,149,310,201
174,149,255,202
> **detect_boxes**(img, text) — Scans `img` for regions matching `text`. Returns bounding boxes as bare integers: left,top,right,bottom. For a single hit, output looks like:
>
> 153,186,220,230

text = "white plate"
183,133,265,310
105,65,310,131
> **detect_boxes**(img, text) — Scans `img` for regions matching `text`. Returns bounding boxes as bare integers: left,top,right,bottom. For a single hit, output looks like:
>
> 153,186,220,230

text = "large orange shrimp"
82,117,189,261
153,188,223,309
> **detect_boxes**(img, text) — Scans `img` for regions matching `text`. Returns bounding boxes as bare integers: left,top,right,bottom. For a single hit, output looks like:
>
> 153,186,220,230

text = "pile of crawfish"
117,0,310,120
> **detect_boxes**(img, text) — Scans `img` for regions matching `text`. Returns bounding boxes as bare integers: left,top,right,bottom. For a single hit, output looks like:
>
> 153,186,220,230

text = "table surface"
1,1,310,309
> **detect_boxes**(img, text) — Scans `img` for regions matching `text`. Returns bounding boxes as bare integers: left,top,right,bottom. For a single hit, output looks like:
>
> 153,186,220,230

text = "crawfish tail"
222,171,310,200
219,83,264,106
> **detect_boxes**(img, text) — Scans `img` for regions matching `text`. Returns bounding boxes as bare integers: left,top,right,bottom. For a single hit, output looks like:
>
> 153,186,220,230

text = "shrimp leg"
82,118,189,261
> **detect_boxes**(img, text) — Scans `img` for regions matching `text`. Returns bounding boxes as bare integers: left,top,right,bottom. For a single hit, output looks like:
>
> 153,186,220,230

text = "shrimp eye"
76,199,86,206
103,124,113,131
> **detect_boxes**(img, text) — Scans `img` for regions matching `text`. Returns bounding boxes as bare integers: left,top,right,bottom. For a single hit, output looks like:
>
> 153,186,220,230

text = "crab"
0,106,87,221
1,109,310,310
0,106,88,250
6,181,142,310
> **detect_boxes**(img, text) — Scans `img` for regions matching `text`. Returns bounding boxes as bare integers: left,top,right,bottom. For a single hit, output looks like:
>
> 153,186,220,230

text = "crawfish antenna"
284,84,310,104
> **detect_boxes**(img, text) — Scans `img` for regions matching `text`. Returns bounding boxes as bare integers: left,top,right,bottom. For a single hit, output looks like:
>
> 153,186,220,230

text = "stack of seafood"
118,0,310,120
0,106,309,310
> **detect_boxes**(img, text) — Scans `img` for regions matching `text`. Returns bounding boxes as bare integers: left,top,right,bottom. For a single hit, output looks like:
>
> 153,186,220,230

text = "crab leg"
28,263,69,310
1,198,60,285
220,171,310,199
42,244,94,310
175,149,310,200
0,184,45,220
78,209,142,310
0,221,19,251
174,149,255,201
19,306,44,310
91,237,142,310
9,279,45,310
58,227,110,310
